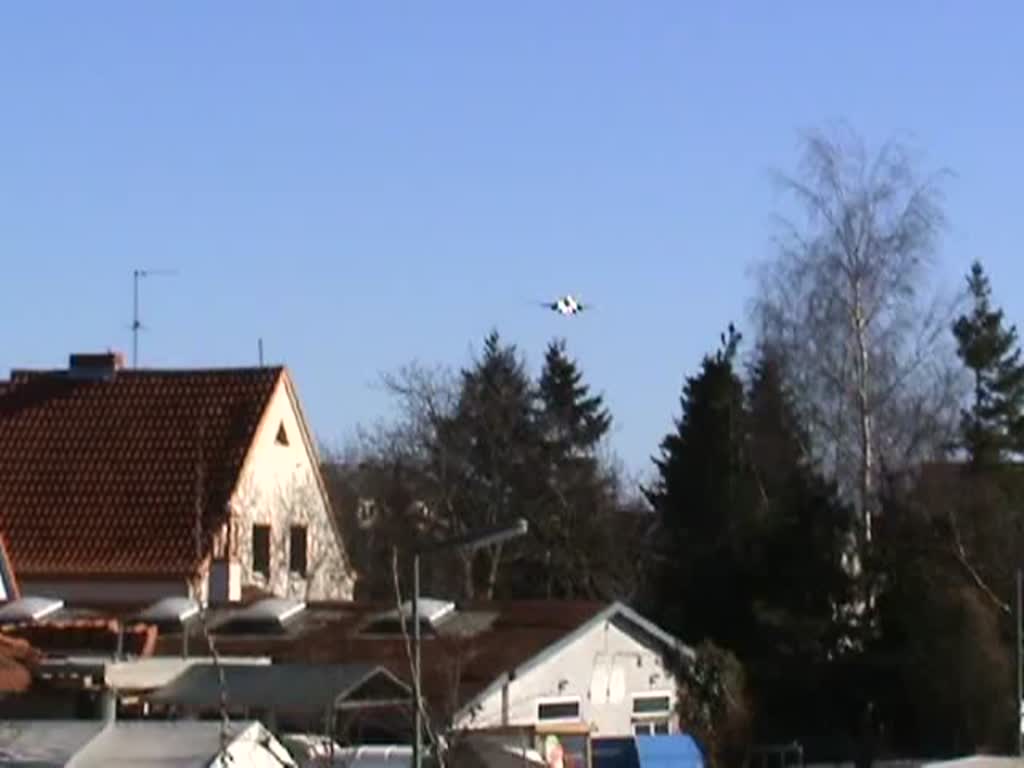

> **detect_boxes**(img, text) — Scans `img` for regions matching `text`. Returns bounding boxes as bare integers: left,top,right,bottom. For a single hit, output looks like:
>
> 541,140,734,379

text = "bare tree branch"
752,127,956,555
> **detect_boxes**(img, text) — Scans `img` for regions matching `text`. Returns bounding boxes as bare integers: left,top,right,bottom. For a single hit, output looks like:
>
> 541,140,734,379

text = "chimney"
68,352,124,380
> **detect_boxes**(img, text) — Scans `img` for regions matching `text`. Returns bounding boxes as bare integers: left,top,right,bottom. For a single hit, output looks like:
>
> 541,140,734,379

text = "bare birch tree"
753,126,960,556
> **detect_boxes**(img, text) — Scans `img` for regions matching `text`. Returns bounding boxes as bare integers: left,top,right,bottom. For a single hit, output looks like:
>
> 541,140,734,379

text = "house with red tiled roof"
0,352,354,604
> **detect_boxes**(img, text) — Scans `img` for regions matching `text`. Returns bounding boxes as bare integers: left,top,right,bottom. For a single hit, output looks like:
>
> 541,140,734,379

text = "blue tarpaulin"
592,735,704,768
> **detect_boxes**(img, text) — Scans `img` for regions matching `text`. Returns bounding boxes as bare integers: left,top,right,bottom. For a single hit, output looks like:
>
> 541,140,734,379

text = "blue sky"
1,3,1021,478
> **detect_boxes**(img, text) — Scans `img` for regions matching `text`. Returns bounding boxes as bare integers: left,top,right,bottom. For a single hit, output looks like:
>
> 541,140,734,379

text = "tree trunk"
852,286,875,548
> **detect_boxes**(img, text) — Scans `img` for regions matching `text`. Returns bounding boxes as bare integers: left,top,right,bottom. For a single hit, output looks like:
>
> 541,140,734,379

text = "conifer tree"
645,324,755,650
517,338,622,599
537,338,612,456
744,346,855,745
444,330,544,599
746,347,853,644
648,335,856,749
952,260,1024,467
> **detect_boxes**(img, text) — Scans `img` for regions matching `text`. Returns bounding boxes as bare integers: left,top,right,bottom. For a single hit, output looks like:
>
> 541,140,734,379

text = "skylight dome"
136,596,200,626
217,597,306,634
361,598,456,635
0,596,64,622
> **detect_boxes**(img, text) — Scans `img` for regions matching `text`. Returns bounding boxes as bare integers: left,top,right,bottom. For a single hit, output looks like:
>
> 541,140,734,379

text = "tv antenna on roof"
132,268,178,367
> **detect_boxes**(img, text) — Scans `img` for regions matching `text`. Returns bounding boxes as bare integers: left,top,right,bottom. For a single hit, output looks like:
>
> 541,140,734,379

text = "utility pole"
412,553,421,768
131,268,177,367
411,519,528,768
1017,568,1022,756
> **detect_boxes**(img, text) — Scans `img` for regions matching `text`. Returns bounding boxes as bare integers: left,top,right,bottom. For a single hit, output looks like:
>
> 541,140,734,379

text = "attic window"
275,422,289,446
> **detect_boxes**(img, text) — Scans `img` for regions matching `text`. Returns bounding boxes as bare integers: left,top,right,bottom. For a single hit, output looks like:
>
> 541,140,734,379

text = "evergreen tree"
744,346,856,749
537,338,612,455
443,330,545,599
647,335,857,753
526,338,623,599
645,324,755,651
746,347,853,655
952,260,1024,467
870,481,1015,757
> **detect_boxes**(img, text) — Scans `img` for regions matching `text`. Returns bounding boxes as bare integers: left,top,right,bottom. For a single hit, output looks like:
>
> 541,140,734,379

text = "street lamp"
1011,569,1019,753
411,517,529,768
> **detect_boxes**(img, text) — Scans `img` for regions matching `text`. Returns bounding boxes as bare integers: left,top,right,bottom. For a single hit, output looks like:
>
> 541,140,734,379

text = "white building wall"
230,378,354,601
461,616,680,738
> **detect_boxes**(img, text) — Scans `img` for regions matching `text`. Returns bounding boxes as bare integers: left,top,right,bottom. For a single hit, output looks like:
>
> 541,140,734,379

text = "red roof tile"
0,364,283,576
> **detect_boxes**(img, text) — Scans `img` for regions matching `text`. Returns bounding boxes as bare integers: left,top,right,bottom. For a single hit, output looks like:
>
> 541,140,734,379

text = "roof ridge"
10,365,285,375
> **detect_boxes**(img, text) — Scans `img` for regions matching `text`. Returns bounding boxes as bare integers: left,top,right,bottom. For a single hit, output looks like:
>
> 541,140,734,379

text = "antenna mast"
132,268,178,368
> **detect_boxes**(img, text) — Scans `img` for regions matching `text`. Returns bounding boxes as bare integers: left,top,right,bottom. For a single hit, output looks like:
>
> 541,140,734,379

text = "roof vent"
68,352,124,380
217,597,306,635
0,596,64,623
275,422,289,446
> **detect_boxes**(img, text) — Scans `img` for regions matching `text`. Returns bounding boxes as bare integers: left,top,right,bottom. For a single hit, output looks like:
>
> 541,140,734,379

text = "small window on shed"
289,525,307,576
252,525,271,577
275,422,289,446
536,697,580,722
632,693,672,716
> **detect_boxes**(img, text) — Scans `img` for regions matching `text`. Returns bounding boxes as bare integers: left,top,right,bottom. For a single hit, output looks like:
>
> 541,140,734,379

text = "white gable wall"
229,376,354,601
458,615,681,738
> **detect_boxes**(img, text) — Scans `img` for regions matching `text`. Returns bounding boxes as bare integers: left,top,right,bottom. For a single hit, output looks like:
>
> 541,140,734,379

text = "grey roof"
147,662,410,714
71,720,290,768
0,720,104,766
0,720,293,767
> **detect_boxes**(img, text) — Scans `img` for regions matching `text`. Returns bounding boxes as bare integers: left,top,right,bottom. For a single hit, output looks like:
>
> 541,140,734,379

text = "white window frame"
631,691,673,719
633,720,671,736
535,695,582,724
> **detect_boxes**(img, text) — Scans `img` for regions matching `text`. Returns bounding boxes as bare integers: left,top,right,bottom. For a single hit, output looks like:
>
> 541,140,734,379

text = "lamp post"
411,517,529,768
1017,568,1022,756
